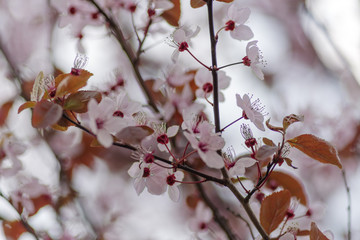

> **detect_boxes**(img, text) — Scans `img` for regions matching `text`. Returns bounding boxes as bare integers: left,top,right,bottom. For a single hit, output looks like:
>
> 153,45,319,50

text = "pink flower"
188,201,213,233
166,170,184,202
243,40,264,80
112,91,142,119
0,135,26,177
236,93,266,131
152,123,179,152
84,98,123,148
9,176,49,216
170,26,200,62
223,147,256,177
225,5,254,41
183,130,225,169
127,161,168,195
195,69,231,102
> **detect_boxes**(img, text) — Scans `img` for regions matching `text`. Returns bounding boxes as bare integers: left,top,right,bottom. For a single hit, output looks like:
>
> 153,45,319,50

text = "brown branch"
87,0,159,113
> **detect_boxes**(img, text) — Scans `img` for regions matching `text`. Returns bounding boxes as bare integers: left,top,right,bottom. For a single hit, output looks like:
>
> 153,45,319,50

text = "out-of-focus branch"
192,175,239,240
0,192,39,240
341,169,352,240
87,0,159,113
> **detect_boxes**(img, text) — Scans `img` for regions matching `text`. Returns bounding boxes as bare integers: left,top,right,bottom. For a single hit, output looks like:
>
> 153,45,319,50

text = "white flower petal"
230,25,254,41
167,125,179,137
168,186,180,202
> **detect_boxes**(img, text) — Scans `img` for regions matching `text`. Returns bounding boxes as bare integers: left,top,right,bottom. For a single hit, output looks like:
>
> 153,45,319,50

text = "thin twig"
63,114,226,185
0,192,40,240
226,207,255,240
87,0,159,113
192,175,239,240
342,169,352,240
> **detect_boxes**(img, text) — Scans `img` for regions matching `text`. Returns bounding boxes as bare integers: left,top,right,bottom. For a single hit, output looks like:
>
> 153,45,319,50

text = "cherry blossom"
188,201,213,233
9,176,49,216
195,69,231,102
166,170,184,202
223,147,256,177
0,135,26,177
183,130,225,169
152,122,179,152
236,93,266,131
83,98,123,148
127,161,168,195
243,40,265,80
170,25,200,62
112,91,141,119
225,5,254,41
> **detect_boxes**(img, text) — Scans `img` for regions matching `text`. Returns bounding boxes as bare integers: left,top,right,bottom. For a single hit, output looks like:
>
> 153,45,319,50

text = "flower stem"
185,49,211,70
220,116,243,132
217,61,244,71
87,0,159,113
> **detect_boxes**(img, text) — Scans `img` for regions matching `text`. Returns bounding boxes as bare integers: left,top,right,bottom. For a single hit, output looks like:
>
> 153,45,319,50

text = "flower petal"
230,25,254,41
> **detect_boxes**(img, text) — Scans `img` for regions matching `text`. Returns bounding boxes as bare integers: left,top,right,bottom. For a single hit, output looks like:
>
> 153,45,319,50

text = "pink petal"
230,25,254,41
168,186,180,202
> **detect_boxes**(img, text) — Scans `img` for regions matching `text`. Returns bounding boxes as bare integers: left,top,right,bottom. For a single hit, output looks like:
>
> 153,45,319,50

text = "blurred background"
0,0,359,239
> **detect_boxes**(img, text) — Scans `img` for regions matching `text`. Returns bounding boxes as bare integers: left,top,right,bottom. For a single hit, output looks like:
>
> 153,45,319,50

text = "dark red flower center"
242,56,251,66
198,142,208,153
147,8,156,17
71,68,81,76
202,83,213,93
225,20,235,31
178,42,188,52
113,110,124,118
142,167,150,177
157,134,169,145
166,174,176,186
68,6,77,15
96,118,104,129
144,153,154,163
245,138,257,148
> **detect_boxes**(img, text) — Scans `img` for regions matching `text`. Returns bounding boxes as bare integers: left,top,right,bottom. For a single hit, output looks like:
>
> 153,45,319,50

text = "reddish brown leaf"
32,100,63,128
260,190,291,234
3,220,27,239
283,114,304,131
64,91,102,113
216,0,234,2
267,171,307,206
161,0,181,27
263,137,276,146
190,0,206,8
287,134,342,169
116,125,154,145
0,101,13,126
18,101,36,113
55,70,93,98
266,118,284,133
29,194,52,216
310,222,330,240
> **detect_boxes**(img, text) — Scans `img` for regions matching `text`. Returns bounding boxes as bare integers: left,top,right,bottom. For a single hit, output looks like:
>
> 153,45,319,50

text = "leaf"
32,100,63,128
0,101,13,126
267,171,307,206
64,91,102,113
266,118,284,133
30,194,52,216
190,0,206,8
260,190,291,234
3,220,27,240
115,125,154,145
216,0,234,2
287,134,342,169
18,101,36,113
310,222,330,240
55,70,93,97
263,137,275,146
283,114,304,130
161,0,181,27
